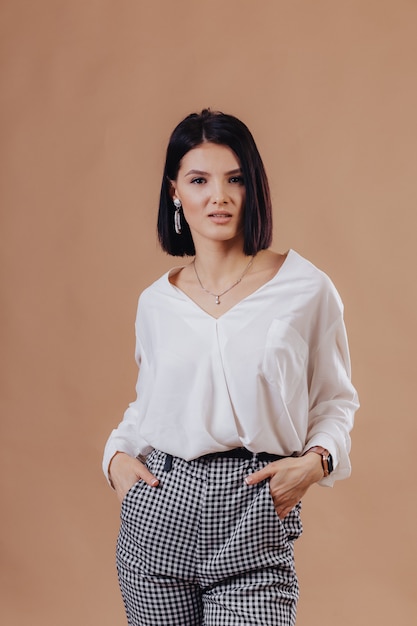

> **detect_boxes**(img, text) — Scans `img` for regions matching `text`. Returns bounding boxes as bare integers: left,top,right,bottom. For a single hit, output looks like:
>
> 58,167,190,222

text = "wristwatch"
303,446,334,476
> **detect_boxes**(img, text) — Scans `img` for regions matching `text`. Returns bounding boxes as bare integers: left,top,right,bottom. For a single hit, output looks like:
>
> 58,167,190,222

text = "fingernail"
151,479,159,487
245,476,252,485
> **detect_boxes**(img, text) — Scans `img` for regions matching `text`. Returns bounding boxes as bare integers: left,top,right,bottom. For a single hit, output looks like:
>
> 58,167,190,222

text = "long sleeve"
102,320,153,485
304,314,359,486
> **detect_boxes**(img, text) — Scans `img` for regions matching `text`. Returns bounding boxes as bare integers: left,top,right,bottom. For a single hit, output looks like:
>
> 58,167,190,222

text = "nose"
211,180,228,204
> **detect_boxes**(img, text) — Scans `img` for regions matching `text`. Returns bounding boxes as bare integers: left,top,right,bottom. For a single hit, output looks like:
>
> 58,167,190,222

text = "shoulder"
285,250,344,313
290,250,340,286
138,271,170,306
137,263,189,311
132,273,171,332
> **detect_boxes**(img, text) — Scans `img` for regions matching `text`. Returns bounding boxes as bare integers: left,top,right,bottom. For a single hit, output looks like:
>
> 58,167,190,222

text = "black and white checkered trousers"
117,449,303,625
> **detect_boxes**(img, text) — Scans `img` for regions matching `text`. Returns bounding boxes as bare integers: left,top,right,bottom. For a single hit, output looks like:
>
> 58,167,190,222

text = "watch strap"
303,446,333,476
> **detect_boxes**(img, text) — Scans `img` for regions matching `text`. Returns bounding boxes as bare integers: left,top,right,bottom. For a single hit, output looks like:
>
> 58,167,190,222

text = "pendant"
215,296,220,305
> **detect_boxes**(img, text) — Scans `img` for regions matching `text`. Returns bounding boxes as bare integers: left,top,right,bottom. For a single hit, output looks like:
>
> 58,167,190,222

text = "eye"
191,177,206,184
229,176,244,185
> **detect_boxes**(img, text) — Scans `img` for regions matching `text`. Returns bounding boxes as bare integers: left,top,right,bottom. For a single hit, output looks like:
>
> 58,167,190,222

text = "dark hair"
157,109,273,256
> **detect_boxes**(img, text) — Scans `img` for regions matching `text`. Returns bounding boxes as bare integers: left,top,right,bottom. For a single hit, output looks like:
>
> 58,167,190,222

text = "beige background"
1,1,416,624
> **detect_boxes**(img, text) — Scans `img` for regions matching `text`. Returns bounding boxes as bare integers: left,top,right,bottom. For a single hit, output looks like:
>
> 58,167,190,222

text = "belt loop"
164,454,173,472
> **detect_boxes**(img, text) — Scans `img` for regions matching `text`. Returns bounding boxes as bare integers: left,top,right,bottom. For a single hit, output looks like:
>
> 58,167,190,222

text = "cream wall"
1,1,416,624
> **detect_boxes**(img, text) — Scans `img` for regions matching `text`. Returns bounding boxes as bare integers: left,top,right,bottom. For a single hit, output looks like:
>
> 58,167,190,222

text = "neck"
193,246,255,294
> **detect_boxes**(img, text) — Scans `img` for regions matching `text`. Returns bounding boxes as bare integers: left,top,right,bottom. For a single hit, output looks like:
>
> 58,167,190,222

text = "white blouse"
103,250,359,486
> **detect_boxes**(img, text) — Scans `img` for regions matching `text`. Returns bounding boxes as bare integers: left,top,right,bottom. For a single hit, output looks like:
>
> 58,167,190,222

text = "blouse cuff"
302,433,349,487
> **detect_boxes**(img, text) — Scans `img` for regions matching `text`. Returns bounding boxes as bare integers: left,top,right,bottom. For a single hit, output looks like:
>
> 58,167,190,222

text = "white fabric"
103,250,359,486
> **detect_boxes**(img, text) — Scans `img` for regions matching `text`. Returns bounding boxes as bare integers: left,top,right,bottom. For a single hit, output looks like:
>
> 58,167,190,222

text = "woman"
103,109,359,626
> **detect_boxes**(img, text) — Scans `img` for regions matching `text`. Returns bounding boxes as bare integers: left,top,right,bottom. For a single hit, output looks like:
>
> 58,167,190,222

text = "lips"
208,212,233,224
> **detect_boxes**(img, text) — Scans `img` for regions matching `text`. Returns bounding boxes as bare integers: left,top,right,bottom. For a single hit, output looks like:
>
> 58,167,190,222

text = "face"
170,142,246,249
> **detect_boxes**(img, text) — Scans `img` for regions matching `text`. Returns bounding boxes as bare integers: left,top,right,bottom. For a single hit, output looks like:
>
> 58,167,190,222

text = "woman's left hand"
245,454,324,519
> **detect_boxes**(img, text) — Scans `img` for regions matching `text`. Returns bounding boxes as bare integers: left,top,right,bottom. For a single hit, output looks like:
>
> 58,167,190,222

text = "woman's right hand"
108,452,159,504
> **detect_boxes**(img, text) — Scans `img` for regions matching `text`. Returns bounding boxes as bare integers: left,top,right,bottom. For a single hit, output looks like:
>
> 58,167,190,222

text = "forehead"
179,142,241,173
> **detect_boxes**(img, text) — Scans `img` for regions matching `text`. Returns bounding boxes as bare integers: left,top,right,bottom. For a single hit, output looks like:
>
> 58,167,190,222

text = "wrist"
302,451,325,483
303,446,334,478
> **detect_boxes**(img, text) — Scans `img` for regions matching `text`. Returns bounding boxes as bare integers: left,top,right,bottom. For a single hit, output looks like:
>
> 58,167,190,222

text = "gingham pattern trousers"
117,449,303,626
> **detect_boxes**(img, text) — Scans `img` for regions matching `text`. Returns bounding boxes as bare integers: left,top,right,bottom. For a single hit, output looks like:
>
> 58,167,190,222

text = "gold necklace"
192,256,255,305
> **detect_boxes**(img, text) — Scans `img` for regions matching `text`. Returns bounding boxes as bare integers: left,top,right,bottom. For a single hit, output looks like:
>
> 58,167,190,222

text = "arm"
102,295,158,494
304,315,359,485
247,313,359,518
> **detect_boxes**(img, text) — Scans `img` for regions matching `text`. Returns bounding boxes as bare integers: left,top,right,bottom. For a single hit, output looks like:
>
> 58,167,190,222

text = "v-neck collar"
166,249,295,321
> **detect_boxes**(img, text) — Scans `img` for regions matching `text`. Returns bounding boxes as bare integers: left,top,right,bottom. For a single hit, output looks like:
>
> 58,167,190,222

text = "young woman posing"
103,109,359,626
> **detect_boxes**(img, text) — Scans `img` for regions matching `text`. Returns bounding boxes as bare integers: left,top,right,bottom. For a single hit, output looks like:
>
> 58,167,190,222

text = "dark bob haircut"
157,109,273,256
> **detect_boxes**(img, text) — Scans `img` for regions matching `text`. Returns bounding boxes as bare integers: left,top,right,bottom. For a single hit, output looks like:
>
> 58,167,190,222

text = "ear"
168,179,178,201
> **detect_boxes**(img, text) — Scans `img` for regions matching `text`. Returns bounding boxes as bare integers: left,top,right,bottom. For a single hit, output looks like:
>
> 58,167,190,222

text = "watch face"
327,453,334,474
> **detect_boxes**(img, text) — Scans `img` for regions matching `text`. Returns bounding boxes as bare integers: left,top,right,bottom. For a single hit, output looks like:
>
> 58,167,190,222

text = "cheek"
181,189,208,212
238,190,246,211
181,201,203,225
182,197,201,213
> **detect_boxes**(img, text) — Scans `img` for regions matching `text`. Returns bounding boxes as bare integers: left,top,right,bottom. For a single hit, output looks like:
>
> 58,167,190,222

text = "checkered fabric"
117,450,303,626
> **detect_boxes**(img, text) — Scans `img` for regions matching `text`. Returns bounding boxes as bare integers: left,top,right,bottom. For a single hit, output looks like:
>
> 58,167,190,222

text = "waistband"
163,448,286,472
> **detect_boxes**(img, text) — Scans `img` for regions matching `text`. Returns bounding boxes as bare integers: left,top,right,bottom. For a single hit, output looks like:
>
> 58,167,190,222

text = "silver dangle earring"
173,198,182,235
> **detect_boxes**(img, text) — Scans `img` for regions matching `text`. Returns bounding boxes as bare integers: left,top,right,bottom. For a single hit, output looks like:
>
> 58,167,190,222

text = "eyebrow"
184,168,243,177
